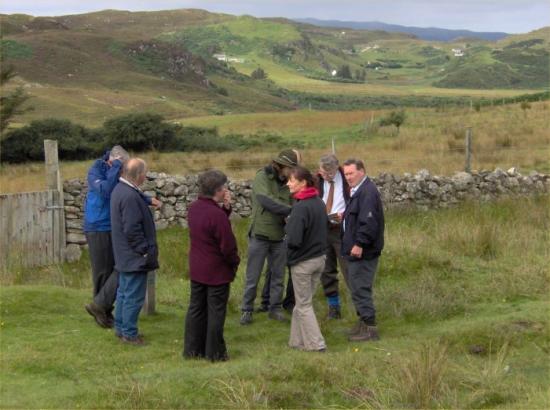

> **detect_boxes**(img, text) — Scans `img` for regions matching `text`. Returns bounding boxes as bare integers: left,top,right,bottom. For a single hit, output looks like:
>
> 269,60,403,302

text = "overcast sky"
1,0,548,33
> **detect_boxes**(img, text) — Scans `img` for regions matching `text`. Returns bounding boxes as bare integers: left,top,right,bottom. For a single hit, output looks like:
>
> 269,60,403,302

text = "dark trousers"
347,257,379,325
184,281,230,362
261,268,295,310
321,227,349,298
241,236,286,312
86,231,118,313
114,271,147,338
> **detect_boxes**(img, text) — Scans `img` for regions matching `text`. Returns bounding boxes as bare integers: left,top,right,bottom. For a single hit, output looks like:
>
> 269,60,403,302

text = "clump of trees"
379,109,406,134
251,67,267,80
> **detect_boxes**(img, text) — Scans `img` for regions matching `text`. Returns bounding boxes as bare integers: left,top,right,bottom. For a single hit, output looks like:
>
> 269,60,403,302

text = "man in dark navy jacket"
110,158,159,345
341,158,385,342
84,146,160,329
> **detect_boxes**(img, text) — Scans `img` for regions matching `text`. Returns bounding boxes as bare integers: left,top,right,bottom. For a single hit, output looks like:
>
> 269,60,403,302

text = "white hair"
109,145,129,163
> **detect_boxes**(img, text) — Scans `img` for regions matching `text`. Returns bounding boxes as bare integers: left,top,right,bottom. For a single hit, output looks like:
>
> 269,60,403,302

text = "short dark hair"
343,158,365,171
198,170,228,197
289,166,317,188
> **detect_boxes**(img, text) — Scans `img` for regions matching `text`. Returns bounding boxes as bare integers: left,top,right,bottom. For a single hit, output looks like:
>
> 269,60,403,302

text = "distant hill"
0,9,547,125
294,18,510,42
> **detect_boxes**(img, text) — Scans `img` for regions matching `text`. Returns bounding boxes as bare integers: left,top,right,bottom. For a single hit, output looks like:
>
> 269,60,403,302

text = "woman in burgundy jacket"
183,170,240,361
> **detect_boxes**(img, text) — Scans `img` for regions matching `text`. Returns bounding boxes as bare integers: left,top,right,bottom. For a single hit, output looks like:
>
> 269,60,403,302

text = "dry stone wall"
62,168,549,261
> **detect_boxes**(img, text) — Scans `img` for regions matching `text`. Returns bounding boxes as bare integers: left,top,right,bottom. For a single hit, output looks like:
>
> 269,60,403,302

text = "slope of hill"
294,18,510,41
0,9,547,126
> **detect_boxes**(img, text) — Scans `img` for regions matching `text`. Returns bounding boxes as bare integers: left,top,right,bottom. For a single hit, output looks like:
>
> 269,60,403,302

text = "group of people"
83,146,385,361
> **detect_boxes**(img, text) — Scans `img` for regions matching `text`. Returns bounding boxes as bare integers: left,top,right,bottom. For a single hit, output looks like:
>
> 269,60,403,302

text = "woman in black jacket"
285,166,328,352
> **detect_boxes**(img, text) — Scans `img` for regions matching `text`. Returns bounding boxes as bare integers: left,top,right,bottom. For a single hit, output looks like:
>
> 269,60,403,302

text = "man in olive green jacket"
240,150,298,325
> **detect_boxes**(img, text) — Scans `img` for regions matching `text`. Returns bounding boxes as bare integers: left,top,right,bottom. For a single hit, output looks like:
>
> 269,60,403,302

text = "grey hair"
109,145,129,163
122,158,147,183
198,169,228,197
319,154,339,171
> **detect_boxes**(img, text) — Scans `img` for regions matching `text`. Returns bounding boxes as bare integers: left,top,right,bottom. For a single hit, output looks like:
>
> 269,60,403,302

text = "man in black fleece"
341,158,385,342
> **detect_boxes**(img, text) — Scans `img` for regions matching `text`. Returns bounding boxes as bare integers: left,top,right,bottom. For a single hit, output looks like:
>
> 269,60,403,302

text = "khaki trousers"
289,255,327,351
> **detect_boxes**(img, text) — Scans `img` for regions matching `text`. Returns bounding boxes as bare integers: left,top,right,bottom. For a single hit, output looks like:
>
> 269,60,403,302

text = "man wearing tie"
317,154,350,319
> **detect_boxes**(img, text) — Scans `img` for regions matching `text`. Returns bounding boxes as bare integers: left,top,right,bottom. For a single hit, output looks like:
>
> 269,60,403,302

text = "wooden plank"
143,271,157,315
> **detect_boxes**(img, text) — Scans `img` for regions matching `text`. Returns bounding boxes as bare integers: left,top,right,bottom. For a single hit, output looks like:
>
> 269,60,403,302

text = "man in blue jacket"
111,158,159,345
341,158,385,342
84,146,160,328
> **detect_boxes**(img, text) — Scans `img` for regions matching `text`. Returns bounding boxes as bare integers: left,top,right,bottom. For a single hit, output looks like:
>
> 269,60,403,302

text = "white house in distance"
452,48,464,57
213,53,244,63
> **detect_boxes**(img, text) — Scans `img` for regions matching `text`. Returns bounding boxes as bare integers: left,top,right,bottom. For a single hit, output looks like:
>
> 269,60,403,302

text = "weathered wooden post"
44,140,66,263
143,271,156,315
465,127,472,173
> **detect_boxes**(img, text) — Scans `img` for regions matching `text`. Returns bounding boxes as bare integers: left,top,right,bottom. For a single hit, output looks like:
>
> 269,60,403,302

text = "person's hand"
223,189,231,209
350,245,363,259
335,212,344,223
151,198,162,209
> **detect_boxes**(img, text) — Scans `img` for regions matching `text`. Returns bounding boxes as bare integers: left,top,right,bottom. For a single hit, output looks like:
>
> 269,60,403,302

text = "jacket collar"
293,187,319,200
349,176,370,199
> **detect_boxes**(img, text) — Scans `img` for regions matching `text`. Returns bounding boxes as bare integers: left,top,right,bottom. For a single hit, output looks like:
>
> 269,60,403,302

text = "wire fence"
192,145,550,171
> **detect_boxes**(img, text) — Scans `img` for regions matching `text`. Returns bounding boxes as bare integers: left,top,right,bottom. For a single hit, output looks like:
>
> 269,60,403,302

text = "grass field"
1,101,548,194
1,197,549,408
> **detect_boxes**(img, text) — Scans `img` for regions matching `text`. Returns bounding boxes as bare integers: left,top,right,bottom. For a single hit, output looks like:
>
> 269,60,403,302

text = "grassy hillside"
1,197,548,408
0,10,547,127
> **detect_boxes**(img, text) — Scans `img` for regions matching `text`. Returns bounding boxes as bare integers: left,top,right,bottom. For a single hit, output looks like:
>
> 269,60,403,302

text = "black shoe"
256,305,269,313
283,304,295,314
268,310,288,322
328,305,342,320
85,303,110,328
106,311,115,328
240,311,253,325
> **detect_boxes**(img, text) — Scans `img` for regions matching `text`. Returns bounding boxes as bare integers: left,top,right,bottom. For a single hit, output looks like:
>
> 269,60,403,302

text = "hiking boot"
120,335,146,346
347,319,363,336
85,303,110,328
240,311,253,325
328,305,342,320
348,323,380,342
268,309,289,322
256,304,269,313
115,331,143,339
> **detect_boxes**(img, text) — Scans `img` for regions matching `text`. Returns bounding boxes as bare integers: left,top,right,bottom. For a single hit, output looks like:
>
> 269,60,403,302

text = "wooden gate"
0,140,66,268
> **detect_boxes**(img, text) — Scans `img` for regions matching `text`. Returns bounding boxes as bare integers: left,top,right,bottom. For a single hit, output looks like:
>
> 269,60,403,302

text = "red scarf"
293,187,319,200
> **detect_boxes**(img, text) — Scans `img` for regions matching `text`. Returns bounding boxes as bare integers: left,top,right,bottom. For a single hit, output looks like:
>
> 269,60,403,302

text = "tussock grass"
0,198,548,408
2,102,549,193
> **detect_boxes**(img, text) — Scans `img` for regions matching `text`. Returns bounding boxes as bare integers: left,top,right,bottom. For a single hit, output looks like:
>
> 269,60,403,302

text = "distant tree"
337,64,352,79
251,67,267,80
103,113,177,152
379,110,406,134
354,69,367,82
0,65,32,139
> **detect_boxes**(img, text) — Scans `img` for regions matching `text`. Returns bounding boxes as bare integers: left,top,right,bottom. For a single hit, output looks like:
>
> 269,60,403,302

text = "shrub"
0,118,100,163
103,113,177,152
251,67,267,80
379,110,406,134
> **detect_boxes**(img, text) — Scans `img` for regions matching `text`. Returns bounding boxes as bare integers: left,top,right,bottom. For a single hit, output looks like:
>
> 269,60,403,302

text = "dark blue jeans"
115,271,147,338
